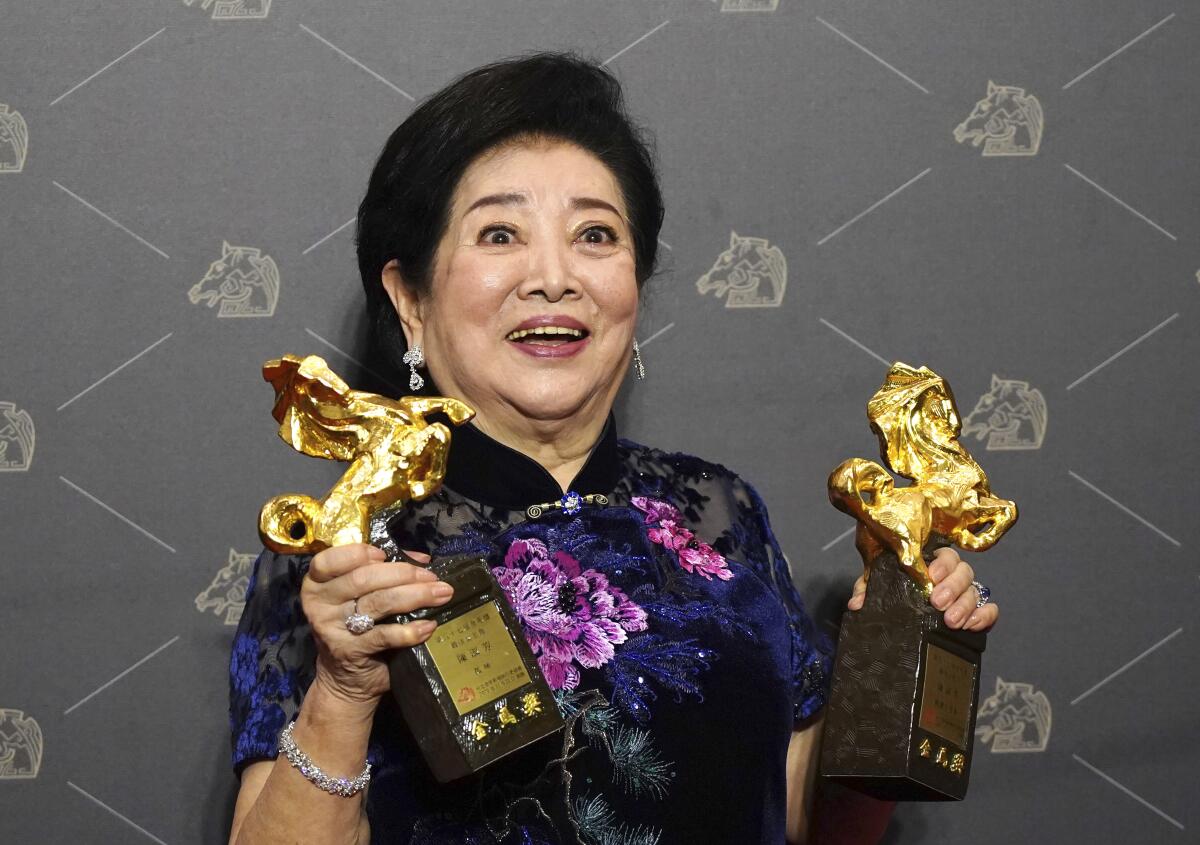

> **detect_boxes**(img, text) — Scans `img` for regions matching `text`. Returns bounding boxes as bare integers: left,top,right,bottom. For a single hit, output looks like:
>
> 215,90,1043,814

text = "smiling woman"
225,51,996,845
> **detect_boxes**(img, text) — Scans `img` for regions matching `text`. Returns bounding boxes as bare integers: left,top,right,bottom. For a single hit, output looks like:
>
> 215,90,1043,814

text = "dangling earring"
632,339,646,380
402,344,425,391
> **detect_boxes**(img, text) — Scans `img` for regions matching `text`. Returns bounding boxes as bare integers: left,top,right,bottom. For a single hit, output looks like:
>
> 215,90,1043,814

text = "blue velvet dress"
229,414,834,844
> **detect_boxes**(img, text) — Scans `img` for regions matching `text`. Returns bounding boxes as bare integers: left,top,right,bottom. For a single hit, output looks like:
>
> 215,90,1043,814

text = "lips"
505,315,591,358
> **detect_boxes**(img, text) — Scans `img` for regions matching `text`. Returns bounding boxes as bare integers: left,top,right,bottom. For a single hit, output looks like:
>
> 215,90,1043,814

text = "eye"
578,225,619,246
479,224,518,245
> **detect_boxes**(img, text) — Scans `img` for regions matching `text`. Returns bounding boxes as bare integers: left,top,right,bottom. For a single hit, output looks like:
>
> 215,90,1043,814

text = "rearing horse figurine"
258,353,475,555
827,362,1018,598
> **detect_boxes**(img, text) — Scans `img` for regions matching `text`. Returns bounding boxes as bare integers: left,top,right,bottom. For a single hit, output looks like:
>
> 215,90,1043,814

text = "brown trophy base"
387,555,564,783
818,534,986,801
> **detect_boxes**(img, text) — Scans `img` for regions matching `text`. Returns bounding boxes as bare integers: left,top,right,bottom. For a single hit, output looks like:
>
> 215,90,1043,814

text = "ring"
971,580,991,608
344,598,374,635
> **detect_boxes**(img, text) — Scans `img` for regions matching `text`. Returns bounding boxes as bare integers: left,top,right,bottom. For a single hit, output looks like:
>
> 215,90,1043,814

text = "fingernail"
933,588,949,607
431,582,454,597
414,620,437,635
368,545,387,559
947,608,962,624
966,612,979,627
416,568,438,581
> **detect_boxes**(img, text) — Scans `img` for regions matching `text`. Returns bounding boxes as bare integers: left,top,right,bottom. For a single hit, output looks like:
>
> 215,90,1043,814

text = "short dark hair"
355,50,665,393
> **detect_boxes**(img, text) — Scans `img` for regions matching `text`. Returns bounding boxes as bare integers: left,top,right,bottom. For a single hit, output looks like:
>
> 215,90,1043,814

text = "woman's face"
383,137,639,430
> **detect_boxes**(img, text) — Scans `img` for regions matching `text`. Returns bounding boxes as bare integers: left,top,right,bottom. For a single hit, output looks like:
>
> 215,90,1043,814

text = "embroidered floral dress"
230,415,833,844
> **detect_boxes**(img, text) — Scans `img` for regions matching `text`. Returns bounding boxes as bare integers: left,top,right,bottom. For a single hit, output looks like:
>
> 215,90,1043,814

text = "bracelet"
277,720,371,798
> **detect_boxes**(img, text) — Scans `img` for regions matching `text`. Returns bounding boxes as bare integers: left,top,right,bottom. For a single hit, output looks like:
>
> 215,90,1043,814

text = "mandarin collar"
441,413,620,511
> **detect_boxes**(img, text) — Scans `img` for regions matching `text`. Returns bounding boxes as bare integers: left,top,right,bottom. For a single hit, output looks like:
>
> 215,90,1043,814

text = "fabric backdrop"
2,1,1197,843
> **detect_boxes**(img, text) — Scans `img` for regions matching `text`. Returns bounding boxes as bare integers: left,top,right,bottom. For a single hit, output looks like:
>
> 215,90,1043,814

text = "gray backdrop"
2,1,1197,843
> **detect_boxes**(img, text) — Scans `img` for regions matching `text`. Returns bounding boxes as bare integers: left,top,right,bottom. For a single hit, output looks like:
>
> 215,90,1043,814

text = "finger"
942,585,979,629
318,561,439,604
308,543,388,582
363,618,439,652
356,579,455,619
964,602,999,631
399,549,432,566
930,559,975,611
847,574,866,610
927,547,960,584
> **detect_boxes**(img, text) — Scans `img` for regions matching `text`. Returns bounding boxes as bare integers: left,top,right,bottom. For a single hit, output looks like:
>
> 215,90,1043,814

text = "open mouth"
504,326,590,347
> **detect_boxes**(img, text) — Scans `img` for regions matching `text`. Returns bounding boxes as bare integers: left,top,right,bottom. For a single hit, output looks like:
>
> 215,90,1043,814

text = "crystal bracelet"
277,720,372,798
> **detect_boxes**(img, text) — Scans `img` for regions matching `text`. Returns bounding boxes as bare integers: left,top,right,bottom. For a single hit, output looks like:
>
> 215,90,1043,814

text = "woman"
227,52,998,845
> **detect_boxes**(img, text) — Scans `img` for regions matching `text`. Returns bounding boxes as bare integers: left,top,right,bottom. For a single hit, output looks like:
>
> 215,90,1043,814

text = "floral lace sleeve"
712,475,834,724
228,548,315,776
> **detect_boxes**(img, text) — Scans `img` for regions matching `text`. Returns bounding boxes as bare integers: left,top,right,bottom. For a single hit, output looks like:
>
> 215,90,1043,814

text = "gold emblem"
0,104,29,174
962,375,1047,451
257,354,474,554
187,241,280,318
696,231,787,308
953,81,1044,156
0,709,43,779
195,548,258,624
828,362,1018,597
0,402,35,472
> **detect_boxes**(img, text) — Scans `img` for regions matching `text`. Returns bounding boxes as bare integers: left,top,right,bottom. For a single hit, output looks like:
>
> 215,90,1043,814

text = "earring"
632,339,646,380
402,345,425,391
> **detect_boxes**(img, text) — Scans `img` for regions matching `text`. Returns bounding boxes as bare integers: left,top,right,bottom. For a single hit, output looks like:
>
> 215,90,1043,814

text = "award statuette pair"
256,354,564,782
255,353,1016,800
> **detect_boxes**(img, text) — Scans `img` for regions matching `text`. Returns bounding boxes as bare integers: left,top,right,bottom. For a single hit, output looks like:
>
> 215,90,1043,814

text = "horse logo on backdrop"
720,0,780,11
195,548,258,625
953,82,1044,156
0,402,35,472
187,241,280,317
696,231,787,308
182,0,272,19
961,375,1046,450
975,677,1051,752
0,709,43,779
0,104,29,173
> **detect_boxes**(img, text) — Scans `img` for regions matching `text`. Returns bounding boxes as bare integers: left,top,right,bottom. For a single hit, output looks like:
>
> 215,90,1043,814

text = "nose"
517,233,579,303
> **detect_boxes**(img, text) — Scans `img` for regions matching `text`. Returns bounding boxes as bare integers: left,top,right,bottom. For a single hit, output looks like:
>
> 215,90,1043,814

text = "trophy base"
387,555,564,783
818,534,987,801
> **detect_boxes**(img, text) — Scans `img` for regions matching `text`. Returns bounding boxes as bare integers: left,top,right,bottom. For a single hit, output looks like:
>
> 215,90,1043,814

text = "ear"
380,259,424,347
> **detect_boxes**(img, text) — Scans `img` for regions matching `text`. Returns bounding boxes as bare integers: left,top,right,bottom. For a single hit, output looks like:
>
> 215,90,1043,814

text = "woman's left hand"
846,547,998,631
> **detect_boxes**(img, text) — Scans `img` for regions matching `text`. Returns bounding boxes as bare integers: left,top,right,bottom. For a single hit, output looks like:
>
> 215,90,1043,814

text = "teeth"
506,326,585,341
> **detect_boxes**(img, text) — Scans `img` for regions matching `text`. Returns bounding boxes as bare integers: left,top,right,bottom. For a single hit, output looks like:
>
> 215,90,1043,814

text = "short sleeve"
228,548,316,776
715,476,834,724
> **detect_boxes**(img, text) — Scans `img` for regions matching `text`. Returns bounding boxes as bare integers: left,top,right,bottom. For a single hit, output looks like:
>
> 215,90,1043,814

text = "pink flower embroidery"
631,496,734,581
493,538,648,691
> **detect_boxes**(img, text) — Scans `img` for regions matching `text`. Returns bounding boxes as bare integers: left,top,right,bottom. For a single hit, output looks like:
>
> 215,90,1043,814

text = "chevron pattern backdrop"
2,1,1197,843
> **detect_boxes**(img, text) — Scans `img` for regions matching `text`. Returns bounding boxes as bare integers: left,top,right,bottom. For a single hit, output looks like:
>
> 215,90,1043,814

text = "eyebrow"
463,192,623,219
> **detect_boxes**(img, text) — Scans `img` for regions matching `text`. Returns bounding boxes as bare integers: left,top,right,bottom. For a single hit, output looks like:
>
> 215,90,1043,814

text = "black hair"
355,50,665,394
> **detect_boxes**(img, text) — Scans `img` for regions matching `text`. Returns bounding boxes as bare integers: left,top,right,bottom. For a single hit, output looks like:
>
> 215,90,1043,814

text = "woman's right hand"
300,542,454,707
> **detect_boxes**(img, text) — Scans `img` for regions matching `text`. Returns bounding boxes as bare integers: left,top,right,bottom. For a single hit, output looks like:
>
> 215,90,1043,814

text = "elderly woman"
227,52,997,845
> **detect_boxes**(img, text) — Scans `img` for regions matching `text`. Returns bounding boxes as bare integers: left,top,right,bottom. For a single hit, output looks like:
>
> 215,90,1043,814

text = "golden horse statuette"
827,361,1018,599
258,353,475,555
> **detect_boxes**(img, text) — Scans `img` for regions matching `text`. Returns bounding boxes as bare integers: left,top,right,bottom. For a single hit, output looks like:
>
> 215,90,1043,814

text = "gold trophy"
818,362,1018,800
259,354,566,781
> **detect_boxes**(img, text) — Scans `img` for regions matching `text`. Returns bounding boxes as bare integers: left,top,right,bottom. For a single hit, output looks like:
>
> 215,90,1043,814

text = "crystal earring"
632,339,646,380
402,344,425,391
